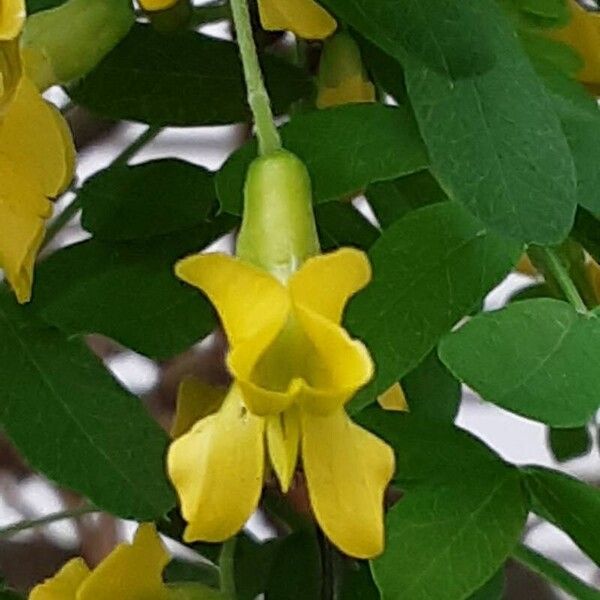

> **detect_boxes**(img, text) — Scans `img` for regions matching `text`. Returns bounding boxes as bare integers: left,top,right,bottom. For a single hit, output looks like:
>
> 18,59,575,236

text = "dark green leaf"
216,104,428,215
366,171,447,230
548,426,592,462
524,467,600,565
164,559,220,589
346,202,520,403
315,202,379,252
339,560,379,600
359,411,526,600
405,0,576,244
235,537,281,600
319,0,495,78
30,221,234,359
402,351,461,423
467,570,505,600
80,159,216,241
69,24,312,126
26,0,66,13
0,292,175,519
439,299,600,427
572,209,600,263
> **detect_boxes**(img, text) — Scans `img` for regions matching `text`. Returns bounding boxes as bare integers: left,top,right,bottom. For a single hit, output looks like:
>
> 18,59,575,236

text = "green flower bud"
21,0,134,90
236,149,320,280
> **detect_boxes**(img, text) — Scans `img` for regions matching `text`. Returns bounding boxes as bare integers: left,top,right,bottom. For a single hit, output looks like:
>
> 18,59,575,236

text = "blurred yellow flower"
0,5,75,303
258,0,336,40
138,0,179,11
549,0,600,91
168,247,394,558
0,0,25,41
29,524,171,600
316,32,376,110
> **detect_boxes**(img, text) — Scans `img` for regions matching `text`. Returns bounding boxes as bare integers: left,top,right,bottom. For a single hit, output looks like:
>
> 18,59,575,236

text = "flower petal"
317,76,376,109
377,383,409,412
294,305,373,414
302,409,394,559
175,253,289,347
0,76,75,197
139,0,179,11
0,153,52,303
257,0,336,40
168,384,265,542
78,524,170,600
289,248,371,324
29,558,90,600
266,405,300,492
171,376,227,439
0,0,25,41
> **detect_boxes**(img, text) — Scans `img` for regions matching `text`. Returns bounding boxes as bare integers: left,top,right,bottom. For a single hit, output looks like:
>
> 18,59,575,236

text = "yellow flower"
0,8,75,303
257,0,336,40
0,0,25,41
316,32,375,109
168,247,395,558
548,0,600,90
29,523,171,600
138,0,179,11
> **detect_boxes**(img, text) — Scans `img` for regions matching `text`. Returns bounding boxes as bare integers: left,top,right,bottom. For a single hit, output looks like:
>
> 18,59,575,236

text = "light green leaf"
359,411,526,600
216,104,427,215
524,467,600,565
439,299,600,427
405,0,576,244
346,202,520,400
69,24,312,126
0,292,175,519
80,159,217,241
29,221,234,359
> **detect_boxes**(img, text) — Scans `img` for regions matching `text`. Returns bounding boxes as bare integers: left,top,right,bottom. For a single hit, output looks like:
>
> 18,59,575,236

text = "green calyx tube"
236,149,320,280
21,0,135,90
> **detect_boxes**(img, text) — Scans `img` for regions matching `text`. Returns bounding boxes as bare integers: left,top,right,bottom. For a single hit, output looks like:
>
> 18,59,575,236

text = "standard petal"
317,76,376,109
294,305,373,414
377,383,409,412
78,524,170,600
0,0,25,41
266,406,300,492
257,0,336,40
289,248,371,324
168,384,265,542
29,558,90,600
0,76,75,197
171,376,227,438
302,409,394,559
175,253,290,347
0,153,52,303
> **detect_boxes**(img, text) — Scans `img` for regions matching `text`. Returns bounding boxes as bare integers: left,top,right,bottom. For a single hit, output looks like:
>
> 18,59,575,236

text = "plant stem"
513,543,600,600
229,0,281,155
113,125,161,166
219,536,237,598
529,246,588,314
0,505,98,539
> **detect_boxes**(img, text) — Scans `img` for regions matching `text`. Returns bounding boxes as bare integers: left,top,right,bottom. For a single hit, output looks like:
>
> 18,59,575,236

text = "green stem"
219,537,237,598
113,125,161,166
229,0,281,155
529,246,588,314
513,543,600,599
0,505,98,539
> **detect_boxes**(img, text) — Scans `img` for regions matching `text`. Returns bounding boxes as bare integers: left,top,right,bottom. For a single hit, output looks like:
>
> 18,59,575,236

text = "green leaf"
467,570,505,600
548,426,592,462
80,159,216,241
164,559,220,589
439,299,600,427
216,104,428,215
315,202,380,252
404,0,577,244
402,351,461,423
29,221,234,359
68,24,312,126
359,411,526,600
346,202,520,401
319,0,495,78
366,171,447,230
573,209,600,262
235,537,281,600
26,0,66,13
524,467,600,565
339,560,379,600
0,292,175,519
